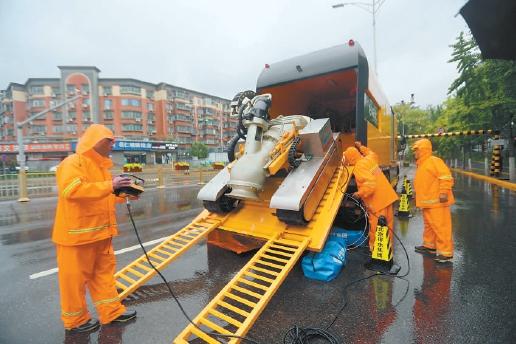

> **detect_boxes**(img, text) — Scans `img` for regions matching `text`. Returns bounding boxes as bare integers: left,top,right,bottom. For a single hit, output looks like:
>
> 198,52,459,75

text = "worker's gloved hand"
112,176,132,191
439,193,448,203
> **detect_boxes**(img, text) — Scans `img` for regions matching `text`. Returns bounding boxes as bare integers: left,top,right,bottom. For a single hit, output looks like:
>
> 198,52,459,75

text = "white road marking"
29,236,169,280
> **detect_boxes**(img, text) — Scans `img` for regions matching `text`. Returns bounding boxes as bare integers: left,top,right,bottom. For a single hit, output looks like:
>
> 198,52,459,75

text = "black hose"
226,134,240,162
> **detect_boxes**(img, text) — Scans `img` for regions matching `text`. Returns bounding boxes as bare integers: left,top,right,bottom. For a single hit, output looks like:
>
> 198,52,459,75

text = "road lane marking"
29,236,169,280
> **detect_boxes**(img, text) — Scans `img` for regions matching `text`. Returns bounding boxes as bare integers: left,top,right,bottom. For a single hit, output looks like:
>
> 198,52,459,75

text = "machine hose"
226,134,240,162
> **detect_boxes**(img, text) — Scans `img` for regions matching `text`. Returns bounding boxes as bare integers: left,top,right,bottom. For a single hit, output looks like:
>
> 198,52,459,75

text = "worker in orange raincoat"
52,124,137,333
343,143,398,252
412,138,455,263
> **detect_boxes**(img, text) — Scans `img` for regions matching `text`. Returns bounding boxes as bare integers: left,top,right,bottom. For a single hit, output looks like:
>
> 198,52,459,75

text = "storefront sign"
70,140,177,152
0,143,72,153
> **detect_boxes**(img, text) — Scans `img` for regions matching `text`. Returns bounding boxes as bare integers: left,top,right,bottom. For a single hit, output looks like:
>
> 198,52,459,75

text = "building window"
122,124,143,131
176,126,193,134
104,111,113,120
103,86,112,96
83,111,91,120
53,125,65,133
121,98,141,107
147,90,154,99
147,102,154,111
148,125,156,133
30,125,46,134
148,113,155,122
105,124,114,131
67,124,77,132
53,112,63,120
120,86,141,95
173,90,188,99
121,111,142,120
30,86,44,94
66,85,76,94
68,111,77,120
52,87,61,96
81,84,89,93
31,99,45,107
364,95,378,128
176,103,191,111
104,99,112,110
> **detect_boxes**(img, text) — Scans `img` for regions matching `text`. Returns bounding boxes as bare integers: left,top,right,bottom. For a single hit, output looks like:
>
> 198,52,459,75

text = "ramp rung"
190,326,219,344
217,300,251,317
175,235,309,343
209,309,243,328
115,281,128,290
260,253,289,263
115,213,225,300
200,318,233,335
269,244,296,253
237,278,269,291
224,292,257,308
244,272,274,284
118,273,137,285
231,285,263,300
126,268,145,278
256,259,284,270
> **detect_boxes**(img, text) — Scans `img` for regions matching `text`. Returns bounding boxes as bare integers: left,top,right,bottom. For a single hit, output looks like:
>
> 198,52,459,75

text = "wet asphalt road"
0,168,515,344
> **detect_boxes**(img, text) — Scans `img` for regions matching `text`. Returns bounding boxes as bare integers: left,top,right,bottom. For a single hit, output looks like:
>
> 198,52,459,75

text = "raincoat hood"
76,124,114,155
343,147,362,166
412,138,433,163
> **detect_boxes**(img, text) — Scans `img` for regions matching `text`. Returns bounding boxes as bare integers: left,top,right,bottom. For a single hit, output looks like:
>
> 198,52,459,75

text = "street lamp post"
332,0,387,75
16,93,81,202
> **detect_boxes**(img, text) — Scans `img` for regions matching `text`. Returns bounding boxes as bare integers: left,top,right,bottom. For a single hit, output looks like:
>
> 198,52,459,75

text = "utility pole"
16,93,81,202
332,0,387,75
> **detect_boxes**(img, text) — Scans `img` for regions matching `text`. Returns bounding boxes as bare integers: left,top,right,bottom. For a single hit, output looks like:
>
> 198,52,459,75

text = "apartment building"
0,66,239,165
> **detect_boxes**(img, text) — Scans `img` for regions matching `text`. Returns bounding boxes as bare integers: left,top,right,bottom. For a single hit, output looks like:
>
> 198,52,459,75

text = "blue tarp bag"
330,227,367,248
301,235,347,282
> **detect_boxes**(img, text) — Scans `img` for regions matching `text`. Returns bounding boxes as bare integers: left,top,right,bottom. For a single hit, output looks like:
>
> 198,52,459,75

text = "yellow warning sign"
372,224,391,261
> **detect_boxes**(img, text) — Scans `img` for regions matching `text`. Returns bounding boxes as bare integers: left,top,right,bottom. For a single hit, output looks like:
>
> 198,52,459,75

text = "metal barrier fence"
0,168,220,201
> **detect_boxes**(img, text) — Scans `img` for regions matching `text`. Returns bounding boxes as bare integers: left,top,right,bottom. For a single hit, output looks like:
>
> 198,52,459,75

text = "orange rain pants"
422,207,453,257
56,238,126,329
368,205,394,252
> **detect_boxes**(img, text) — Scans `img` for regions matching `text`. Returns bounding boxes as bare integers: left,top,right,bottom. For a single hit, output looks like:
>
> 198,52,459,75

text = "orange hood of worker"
76,124,114,155
412,138,433,163
343,147,362,166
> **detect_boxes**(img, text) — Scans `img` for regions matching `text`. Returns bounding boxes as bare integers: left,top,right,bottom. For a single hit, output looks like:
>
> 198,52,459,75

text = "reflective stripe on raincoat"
413,139,455,209
52,124,120,246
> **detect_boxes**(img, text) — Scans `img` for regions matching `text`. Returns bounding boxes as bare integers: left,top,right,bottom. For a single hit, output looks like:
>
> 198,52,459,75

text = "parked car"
15,166,29,171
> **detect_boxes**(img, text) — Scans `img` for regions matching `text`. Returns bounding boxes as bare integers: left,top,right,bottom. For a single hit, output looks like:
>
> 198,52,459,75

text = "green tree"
190,142,208,159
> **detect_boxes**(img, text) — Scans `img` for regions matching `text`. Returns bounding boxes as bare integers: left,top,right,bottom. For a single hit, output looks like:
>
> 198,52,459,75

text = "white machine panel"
197,167,230,201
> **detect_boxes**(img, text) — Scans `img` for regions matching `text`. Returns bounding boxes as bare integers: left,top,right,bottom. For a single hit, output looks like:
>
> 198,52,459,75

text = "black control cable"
125,199,260,344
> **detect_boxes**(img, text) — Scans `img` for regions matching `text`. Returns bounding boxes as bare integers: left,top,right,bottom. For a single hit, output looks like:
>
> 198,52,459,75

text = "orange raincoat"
52,124,126,328
344,147,398,250
413,139,454,257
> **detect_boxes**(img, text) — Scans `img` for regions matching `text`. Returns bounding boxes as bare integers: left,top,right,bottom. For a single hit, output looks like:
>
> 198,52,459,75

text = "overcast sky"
0,0,470,107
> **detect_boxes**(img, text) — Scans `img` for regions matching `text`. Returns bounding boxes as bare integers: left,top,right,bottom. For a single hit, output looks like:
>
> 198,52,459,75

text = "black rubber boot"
111,310,137,323
65,319,100,333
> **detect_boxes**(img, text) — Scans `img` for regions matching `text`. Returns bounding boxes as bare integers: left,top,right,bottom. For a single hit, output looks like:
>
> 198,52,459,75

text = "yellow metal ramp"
115,213,226,300
174,235,309,343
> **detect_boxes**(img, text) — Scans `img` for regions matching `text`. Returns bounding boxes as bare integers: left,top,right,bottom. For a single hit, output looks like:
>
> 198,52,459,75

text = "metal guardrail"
0,168,220,201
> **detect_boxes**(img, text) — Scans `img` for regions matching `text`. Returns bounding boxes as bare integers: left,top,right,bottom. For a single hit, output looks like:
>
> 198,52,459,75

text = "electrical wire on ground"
126,199,260,344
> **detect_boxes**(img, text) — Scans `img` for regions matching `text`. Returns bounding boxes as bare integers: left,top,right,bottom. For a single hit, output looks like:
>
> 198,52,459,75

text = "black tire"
277,208,308,226
203,195,237,214
288,137,302,169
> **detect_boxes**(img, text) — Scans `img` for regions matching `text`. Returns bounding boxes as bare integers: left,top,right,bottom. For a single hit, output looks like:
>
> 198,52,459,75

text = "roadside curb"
452,168,516,191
